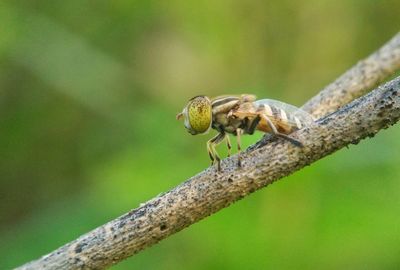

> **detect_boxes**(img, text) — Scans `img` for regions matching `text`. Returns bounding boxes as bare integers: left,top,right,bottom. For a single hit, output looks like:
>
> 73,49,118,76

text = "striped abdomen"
254,99,314,134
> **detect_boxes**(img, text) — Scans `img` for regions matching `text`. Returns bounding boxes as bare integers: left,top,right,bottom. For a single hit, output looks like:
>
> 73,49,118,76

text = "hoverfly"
176,94,314,171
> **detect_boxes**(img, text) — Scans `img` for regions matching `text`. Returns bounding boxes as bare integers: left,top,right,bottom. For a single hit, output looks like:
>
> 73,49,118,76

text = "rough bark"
16,33,400,270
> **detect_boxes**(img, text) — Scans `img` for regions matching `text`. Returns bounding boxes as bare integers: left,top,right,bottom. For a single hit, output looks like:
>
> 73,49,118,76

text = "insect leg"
207,139,215,165
226,135,232,157
246,115,261,135
260,114,303,147
236,128,244,167
207,132,226,171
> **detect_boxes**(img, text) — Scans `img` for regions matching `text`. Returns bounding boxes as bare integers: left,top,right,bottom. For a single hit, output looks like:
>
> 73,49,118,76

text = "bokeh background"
1,1,400,269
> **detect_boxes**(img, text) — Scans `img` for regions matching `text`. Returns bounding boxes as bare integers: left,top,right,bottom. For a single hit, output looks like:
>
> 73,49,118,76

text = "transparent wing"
253,99,315,126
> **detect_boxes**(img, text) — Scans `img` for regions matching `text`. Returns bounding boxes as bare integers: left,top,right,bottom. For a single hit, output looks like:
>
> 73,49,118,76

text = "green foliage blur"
1,1,400,269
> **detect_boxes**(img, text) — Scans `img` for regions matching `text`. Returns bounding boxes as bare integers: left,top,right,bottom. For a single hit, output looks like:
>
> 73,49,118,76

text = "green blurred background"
1,1,400,269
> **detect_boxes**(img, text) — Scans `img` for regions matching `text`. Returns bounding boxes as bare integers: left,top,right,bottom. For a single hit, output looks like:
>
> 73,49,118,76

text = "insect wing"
211,94,256,102
253,99,315,128
211,94,257,114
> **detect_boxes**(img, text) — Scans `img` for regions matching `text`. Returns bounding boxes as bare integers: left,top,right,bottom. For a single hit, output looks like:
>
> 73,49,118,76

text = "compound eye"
187,96,212,134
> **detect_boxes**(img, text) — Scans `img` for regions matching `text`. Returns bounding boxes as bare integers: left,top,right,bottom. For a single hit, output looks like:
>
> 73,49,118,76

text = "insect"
176,94,314,171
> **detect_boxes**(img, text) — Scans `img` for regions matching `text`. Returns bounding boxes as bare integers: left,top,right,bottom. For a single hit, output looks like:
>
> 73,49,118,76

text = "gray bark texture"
16,32,400,270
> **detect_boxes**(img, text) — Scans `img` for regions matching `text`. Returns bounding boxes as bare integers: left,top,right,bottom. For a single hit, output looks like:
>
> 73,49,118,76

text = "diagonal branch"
302,32,400,118
17,33,400,270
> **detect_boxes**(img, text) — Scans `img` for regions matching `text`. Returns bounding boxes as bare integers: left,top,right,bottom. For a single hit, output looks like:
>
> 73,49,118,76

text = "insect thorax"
212,113,242,134
212,112,260,135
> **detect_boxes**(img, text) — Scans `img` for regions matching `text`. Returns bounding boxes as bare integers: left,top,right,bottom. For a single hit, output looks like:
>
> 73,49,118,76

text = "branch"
254,32,400,149
302,32,400,118
17,33,400,270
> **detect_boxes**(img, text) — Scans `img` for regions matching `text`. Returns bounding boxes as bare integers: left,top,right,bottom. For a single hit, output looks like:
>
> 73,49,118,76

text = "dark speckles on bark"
167,198,175,205
132,207,147,219
385,102,393,109
118,220,126,229
74,242,88,254
159,223,167,231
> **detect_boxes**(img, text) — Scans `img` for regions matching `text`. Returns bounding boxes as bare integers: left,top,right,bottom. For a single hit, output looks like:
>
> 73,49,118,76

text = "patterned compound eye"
183,96,212,135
